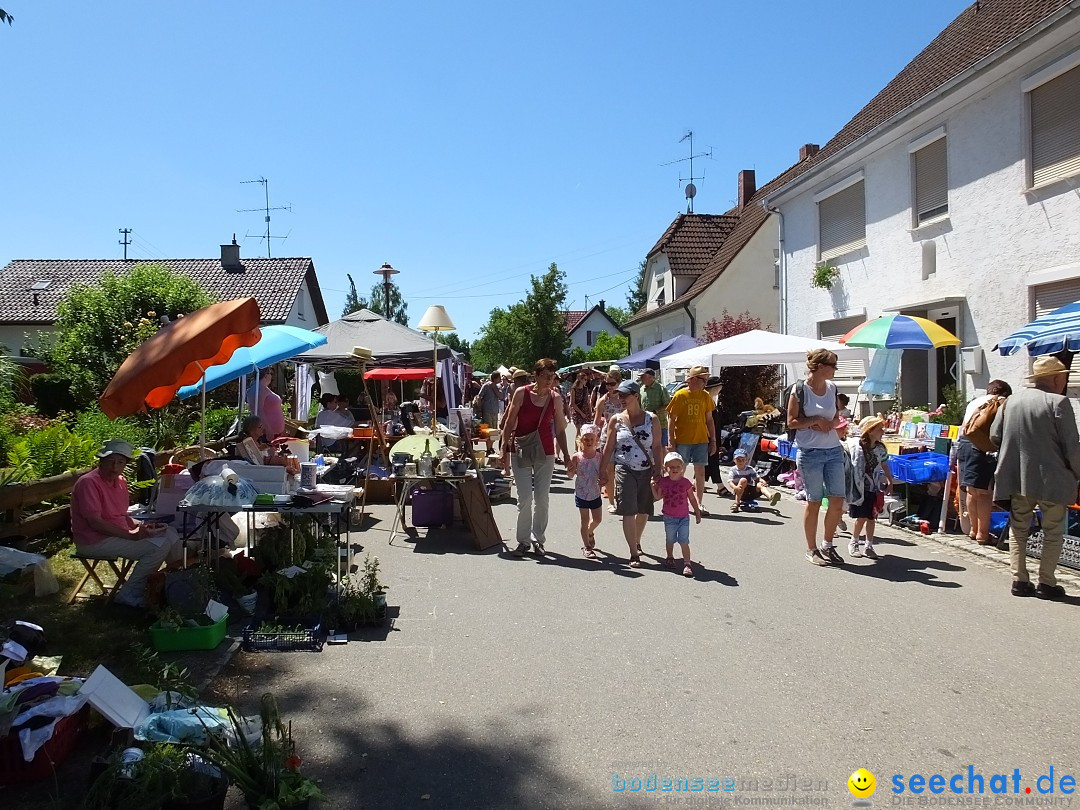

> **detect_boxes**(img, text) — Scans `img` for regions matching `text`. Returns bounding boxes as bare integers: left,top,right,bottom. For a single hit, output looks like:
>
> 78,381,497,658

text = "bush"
193,407,240,444
30,373,78,417
1,422,100,484
73,406,149,450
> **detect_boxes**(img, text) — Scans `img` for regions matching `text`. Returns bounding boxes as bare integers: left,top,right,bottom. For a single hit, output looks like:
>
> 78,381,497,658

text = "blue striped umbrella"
994,300,1080,356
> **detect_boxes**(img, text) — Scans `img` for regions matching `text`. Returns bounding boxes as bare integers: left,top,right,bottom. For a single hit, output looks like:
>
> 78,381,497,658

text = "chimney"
799,144,821,161
598,299,606,312
221,234,242,272
738,170,756,208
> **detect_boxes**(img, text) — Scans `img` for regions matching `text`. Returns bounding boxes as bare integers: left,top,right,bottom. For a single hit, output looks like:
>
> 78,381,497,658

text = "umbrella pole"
200,372,207,448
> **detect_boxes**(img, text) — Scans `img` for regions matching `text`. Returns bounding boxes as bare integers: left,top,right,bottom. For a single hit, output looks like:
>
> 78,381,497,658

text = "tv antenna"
238,177,292,258
661,131,712,213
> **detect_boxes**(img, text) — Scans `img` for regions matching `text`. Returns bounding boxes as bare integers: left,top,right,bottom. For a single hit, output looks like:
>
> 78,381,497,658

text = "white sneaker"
848,538,863,558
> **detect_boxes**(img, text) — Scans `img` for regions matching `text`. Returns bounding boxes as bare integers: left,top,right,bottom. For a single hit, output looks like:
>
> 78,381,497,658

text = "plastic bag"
0,547,59,596
134,706,232,744
183,473,259,508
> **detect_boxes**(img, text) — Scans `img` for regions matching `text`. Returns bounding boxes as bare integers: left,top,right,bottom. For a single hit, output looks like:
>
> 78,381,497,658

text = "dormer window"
29,279,52,291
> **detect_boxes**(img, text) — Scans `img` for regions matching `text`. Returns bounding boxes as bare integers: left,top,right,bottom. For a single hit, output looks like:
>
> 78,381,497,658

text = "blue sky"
0,1,969,340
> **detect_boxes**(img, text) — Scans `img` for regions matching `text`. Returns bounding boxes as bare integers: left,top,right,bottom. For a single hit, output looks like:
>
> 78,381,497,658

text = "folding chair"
68,552,135,604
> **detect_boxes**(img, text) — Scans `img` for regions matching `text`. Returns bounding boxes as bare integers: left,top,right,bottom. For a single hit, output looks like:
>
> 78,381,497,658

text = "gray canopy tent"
296,309,454,368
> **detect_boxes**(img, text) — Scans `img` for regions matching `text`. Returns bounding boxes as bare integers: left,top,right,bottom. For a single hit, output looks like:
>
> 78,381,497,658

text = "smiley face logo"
848,769,876,799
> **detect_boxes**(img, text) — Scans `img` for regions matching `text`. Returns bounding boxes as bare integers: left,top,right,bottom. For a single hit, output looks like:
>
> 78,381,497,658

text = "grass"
0,535,150,683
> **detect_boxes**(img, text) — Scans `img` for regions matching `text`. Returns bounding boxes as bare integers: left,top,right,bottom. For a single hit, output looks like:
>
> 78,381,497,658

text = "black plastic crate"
242,618,325,652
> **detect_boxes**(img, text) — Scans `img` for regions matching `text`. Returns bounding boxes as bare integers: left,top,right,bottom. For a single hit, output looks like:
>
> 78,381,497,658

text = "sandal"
730,503,740,513
682,565,694,578
583,546,598,559
629,556,641,568
608,505,618,514
663,557,676,568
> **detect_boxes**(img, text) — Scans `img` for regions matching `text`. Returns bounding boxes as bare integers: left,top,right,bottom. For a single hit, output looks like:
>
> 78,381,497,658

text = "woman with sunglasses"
593,369,624,512
788,348,847,566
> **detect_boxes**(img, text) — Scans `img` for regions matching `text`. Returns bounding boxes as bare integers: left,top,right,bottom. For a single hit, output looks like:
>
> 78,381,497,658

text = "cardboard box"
363,478,396,503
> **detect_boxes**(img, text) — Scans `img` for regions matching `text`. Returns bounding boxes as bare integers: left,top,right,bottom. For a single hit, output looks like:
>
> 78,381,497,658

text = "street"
216,442,1080,809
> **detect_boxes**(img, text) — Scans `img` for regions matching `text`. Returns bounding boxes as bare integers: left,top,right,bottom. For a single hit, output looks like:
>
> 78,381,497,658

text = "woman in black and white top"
599,380,664,568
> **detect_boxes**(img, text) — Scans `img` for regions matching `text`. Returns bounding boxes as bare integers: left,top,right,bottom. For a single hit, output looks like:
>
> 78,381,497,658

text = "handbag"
514,391,553,468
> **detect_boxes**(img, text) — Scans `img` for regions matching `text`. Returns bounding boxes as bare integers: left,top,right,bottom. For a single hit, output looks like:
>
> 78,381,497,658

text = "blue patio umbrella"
176,325,328,400
994,300,1080,356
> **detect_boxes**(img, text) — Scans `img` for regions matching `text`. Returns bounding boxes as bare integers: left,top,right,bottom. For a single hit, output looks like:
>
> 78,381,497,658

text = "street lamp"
418,305,455,430
373,263,399,321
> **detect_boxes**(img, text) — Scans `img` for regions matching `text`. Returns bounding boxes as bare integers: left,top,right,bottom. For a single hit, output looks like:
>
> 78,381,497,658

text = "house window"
913,136,948,223
1029,60,1080,187
297,289,306,321
818,315,867,380
1034,278,1080,389
817,179,866,260
586,330,594,346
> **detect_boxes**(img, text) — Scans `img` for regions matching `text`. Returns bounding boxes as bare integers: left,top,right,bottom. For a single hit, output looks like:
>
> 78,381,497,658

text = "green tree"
625,259,648,314
439,332,471,362
368,281,408,325
603,304,630,327
0,10,12,26
471,307,529,372
342,273,368,317
588,331,629,362
51,263,214,405
522,262,570,364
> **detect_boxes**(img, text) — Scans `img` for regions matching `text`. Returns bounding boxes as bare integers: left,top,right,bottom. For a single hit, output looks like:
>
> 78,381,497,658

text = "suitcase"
411,488,454,528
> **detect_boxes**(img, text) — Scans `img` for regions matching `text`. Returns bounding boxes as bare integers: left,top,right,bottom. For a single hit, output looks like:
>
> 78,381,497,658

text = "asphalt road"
218,450,1080,810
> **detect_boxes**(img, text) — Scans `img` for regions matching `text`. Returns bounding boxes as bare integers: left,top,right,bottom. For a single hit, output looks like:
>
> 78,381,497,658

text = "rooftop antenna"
661,131,712,213
238,177,292,258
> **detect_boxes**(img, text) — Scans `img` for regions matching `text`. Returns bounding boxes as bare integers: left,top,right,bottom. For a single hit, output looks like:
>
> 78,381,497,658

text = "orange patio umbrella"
99,297,263,419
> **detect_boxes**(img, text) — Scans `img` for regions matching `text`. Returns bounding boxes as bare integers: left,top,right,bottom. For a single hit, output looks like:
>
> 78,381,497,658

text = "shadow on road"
840,552,965,587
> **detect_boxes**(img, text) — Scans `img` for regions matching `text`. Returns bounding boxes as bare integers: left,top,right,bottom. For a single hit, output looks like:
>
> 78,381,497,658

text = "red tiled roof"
646,213,740,276
563,310,589,333
0,257,328,325
774,0,1075,196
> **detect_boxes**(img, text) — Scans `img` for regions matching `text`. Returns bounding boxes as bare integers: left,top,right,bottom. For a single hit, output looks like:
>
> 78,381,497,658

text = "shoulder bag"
514,390,553,468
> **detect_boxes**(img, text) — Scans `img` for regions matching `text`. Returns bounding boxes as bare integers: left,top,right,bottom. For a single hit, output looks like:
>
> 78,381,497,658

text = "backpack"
963,396,1005,452
784,381,806,441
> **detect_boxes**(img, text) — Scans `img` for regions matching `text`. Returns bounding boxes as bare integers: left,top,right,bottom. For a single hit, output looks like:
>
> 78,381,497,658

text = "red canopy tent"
363,367,433,380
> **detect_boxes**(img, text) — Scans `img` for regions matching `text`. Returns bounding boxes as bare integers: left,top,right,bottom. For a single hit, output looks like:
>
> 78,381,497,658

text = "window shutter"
1031,63,1080,186
819,181,866,260
1034,278,1080,389
818,315,867,379
914,138,948,222
586,330,593,346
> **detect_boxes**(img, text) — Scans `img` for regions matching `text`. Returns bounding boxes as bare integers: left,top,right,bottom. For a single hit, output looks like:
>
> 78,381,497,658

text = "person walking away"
729,449,782,512
593,369,624,512
599,380,663,567
638,369,671,446
991,357,1080,599
477,371,503,452
70,440,184,608
956,379,1013,545
567,424,604,559
569,372,593,444
249,367,286,440
846,416,894,559
788,349,847,566
502,359,571,556
652,451,701,577
666,365,716,513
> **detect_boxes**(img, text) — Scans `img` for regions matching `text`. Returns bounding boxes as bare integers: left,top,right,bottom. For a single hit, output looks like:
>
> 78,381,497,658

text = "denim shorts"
676,443,709,465
663,515,690,544
796,445,847,503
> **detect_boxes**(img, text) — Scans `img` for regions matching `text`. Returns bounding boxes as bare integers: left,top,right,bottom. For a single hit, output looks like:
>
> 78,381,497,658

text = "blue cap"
733,449,748,459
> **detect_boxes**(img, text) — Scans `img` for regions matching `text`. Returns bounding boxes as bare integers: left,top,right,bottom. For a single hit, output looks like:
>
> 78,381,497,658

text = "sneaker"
822,545,845,565
513,543,530,557
863,545,879,560
1011,580,1036,597
837,519,849,533
848,539,863,558
770,492,781,506
532,542,546,556
113,589,145,609
1036,583,1067,600
806,548,830,566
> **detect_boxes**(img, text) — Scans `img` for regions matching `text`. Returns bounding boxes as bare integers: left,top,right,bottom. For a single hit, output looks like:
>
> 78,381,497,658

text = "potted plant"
360,554,387,618
811,262,841,290
325,574,374,634
200,693,325,810
84,742,228,810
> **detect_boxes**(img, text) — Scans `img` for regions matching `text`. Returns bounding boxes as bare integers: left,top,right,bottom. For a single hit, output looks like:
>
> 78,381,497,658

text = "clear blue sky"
0,1,969,340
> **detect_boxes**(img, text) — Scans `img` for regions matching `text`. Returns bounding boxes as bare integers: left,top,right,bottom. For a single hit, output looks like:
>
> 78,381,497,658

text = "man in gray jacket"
991,356,1080,599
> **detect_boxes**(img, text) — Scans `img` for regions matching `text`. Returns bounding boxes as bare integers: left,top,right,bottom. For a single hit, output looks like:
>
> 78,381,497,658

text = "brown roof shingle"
563,310,589,333
0,257,328,325
646,213,739,277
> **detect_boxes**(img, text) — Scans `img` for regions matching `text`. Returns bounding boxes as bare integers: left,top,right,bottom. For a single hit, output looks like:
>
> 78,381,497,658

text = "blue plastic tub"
889,452,949,483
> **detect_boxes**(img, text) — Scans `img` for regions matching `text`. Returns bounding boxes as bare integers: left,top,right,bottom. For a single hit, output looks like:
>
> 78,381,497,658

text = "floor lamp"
418,305,455,433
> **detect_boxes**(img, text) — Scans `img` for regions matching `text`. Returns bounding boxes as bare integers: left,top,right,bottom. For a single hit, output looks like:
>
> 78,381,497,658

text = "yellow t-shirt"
666,388,714,445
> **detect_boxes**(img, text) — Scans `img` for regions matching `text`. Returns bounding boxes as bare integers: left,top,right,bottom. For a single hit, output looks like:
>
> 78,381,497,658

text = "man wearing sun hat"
666,364,717,509
991,356,1080,600
70,440,184,608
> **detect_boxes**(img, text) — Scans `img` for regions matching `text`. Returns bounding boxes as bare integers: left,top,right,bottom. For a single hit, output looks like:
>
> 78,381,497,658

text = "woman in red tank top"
502,358,571,557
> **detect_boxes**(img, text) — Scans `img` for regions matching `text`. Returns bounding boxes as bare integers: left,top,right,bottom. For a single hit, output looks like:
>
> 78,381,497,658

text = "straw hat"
687,365,710,379
1027,356,1069,379
512,368,529,380
858,415,886,434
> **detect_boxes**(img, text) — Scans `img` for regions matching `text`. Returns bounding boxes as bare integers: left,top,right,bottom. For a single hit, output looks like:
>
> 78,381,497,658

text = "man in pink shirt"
71,440,183,608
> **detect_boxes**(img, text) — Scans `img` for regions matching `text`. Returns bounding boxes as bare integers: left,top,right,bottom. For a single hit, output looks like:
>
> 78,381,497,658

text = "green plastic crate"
148,614,228,652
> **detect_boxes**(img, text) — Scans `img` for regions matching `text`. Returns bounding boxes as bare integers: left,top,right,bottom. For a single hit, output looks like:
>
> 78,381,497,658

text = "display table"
389,473,501,549
242,493,356,582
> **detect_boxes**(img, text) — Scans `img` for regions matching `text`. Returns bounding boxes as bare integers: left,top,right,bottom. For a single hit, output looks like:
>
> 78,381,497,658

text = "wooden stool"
68,552,135,604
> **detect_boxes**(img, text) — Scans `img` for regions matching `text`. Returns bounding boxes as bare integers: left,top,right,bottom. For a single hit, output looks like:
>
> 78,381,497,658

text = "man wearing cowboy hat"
666,365,717,510
991,356,1080,600
70,440,184,608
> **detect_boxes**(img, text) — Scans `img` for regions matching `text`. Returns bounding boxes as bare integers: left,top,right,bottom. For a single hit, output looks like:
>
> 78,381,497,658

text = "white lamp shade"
418,305,455,331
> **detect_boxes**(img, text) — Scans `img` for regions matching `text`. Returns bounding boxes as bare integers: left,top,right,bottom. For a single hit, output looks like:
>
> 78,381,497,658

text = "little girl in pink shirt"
651,451,702,577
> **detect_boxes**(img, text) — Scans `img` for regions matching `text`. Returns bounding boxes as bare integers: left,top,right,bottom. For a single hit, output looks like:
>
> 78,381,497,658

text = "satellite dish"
685,182,697,199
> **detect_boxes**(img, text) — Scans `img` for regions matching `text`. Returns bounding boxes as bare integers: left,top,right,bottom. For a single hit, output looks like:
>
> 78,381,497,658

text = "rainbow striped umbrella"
840,315,961,349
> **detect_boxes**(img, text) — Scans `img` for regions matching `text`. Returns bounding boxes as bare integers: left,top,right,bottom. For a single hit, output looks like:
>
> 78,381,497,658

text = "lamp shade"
418,305,455,331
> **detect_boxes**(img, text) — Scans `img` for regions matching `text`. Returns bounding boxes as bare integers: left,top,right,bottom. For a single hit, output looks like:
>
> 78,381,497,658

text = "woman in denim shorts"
788,349,847,566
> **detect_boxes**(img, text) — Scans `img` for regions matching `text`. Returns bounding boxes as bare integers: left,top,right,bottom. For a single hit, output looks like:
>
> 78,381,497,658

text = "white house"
563,301,626,353
763,0,1080,407
0,239,330,354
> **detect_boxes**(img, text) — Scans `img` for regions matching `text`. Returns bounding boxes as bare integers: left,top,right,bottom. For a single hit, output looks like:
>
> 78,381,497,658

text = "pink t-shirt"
656,475,694,518
70,468,132,544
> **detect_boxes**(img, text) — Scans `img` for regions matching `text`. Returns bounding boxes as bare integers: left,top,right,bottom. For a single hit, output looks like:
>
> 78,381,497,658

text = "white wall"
777,17,1080,402
568,309,624,353
692,220,779,332
0,325,50,356
626,310,692,354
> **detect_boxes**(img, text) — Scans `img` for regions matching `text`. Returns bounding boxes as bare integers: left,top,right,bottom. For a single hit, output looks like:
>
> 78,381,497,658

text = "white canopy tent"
659,330,869,371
